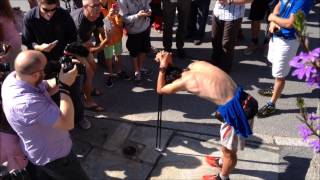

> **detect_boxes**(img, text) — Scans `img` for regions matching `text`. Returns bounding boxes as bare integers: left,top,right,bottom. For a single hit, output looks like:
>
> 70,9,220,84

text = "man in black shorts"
244,0,278,55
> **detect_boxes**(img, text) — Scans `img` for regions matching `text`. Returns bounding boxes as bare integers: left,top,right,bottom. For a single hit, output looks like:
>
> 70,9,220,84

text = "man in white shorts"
257,0,313,118
155,51,258,180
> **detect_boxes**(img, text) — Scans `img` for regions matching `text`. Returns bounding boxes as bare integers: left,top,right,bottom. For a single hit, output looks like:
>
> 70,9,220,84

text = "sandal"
85,104,104,112
91,88,102,96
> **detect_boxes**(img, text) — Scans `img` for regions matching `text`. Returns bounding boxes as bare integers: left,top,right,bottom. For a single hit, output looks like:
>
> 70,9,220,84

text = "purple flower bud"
298,124,313,142
309,139,320,153
308,112,320,121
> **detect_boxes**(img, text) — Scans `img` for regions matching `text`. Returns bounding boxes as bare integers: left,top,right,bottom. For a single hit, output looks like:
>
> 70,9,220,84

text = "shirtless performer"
155,51,258,180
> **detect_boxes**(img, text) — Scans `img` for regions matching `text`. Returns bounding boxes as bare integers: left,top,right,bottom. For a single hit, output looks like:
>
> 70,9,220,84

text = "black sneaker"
257,103,277,118
106,77,114,88
117,71,130,80
258,87,274,97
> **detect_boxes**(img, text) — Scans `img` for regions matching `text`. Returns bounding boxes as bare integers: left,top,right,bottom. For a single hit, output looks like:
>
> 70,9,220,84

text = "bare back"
181,61,237,105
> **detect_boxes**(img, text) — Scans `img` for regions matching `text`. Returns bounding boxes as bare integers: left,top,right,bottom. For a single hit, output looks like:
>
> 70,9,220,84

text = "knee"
222,147,237,160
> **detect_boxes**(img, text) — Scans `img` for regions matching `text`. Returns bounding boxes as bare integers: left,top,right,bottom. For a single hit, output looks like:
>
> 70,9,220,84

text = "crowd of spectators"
0,0,316,179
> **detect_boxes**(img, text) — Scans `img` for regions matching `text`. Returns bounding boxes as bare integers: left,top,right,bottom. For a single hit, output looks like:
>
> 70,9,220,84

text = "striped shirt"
213,1,245,21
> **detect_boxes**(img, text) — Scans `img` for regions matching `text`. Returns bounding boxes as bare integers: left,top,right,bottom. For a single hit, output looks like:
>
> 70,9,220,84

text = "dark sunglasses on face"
42,7,57,12
87,3,101,9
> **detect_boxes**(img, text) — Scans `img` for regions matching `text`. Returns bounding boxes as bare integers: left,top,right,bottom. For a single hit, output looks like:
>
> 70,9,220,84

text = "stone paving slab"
150,134,280,180
83,148,153,180
77,119,174,180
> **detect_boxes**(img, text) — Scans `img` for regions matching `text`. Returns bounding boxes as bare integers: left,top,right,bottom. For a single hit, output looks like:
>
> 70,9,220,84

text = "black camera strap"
155,94,163,151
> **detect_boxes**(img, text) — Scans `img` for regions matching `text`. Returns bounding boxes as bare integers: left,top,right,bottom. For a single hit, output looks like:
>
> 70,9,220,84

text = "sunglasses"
87,3,101,9
42,7,57,12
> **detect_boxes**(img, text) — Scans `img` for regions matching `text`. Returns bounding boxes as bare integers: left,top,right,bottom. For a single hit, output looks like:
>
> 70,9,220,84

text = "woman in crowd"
0,0,22,67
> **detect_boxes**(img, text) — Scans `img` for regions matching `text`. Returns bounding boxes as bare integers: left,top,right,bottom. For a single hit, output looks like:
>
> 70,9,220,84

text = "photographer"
1,50,89,179
22,0,91,129
155,51,258,180
0,52,29,179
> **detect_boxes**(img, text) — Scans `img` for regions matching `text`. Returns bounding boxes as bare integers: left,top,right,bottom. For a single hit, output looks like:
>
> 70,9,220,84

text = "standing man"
155,51,258,180
119,0,152,84
22,0,91,129
162,0,192,58
71,0,106,112
257,0,313,117
211,0,251,73
2,50,89,179
243,0,278,55
187,0,211,45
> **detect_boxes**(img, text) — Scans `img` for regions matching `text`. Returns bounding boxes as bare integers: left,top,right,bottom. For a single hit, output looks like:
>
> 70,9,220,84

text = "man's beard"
35,74,44,86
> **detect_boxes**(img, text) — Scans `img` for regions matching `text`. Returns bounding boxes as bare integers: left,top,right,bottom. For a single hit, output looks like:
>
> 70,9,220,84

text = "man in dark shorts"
119,0,152,85
155,51,258,180
244,0,278,55
71,0,106,114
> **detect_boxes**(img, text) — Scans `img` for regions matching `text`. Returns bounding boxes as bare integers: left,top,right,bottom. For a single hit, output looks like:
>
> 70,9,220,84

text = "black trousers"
27,151,89,180
211,16,242,73
162,0,191,50
188,0,211,40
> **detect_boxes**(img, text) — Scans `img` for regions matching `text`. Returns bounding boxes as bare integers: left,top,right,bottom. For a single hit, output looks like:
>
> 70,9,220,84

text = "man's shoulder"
56,8,72,18
24,7,38,21
70,8,83,19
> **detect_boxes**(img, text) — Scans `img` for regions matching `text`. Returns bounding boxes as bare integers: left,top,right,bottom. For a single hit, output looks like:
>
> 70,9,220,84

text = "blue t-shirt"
278,0,312,39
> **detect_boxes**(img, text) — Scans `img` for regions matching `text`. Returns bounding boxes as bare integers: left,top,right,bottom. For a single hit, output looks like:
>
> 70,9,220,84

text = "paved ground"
9,1,320,179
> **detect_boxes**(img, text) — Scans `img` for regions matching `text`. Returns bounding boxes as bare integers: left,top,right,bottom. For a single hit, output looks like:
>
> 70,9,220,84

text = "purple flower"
309,139,320,153
290,47,320,87
317,124,320,131
308,112,320,121
290,52,316,80
298,124,313,141
309,48,320,59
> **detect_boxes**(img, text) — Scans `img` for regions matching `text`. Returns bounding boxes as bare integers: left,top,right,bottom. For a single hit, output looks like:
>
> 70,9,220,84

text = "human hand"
58,64,78,86
155,50,172,68
137,10,149,17
269,21,280,33
268,13,278,22
34,42,57,52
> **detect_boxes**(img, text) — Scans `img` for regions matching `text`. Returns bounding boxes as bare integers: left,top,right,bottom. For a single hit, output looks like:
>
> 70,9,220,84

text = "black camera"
44,42,89,79
165,66,183,84
0,63,10,72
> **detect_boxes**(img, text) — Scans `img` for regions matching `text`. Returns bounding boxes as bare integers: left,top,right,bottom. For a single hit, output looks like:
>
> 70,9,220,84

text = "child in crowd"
100,0,130,87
